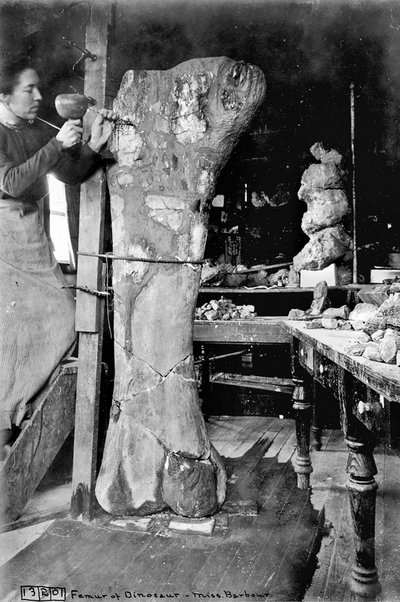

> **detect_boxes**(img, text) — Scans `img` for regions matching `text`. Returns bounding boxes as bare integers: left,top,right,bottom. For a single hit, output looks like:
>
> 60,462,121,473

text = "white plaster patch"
150,101,161,113
172,73,210,144
189,220,207,258
178,233,190,258
122,243,150,282
197,169,213,194
109,193,125,248
148,209,183,231
117,171,135,187
174,113,207,144
113,129,144,164
154,115,170,133
166,212,183,230
145,195,185,210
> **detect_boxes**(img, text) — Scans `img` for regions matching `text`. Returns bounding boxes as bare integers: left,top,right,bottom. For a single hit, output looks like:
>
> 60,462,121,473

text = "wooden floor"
1,416,399,602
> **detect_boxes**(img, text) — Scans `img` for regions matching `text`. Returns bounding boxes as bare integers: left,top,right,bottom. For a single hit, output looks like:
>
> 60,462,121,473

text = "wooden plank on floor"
0,520,54,567
310,488,354,602
209,414,318,591
0,362,77,524
76,529,153,592
0,520,105,596
304,438,355,602
213,415,257,457
190,515,257,592
376,448,400,601
167,418,306,594
308,429,347,513
4,419,397,601
236,466,318,599
212,461,302,594
136,537,197,591
263,421,293,458
254,490,321,600
2,482,71,532
116,532,177,589
161,543,214,591
229,417,274,458
206,416,246,444
304,428,400,602
277,429,297,463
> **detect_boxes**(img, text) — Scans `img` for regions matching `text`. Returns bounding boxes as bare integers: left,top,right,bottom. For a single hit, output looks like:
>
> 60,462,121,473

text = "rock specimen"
363,293,400,335
309,280,331,315
293,142,351,271
96,57,266,516
379,330,400,364
322,305,349,319
195,297,255,321
347,328,400,364
287,280,330,319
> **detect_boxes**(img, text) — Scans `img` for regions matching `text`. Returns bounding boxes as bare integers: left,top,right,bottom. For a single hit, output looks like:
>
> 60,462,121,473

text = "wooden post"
71,1,112,520
339,371,381,596
290,339,313,489
345,435,381,597
350,82,357,284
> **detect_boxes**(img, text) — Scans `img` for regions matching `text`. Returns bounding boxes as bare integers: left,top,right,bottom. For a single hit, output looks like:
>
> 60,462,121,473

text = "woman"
0,54,116,456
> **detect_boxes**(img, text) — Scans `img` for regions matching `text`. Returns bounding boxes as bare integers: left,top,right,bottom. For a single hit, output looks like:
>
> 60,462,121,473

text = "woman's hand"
56,119,83,149
88,109,118,153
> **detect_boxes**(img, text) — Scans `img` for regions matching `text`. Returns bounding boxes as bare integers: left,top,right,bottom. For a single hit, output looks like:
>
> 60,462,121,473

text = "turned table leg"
292,376,313,489
345,434,381,597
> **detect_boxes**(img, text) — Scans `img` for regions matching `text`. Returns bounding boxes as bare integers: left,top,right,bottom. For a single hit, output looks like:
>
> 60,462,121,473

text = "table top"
193,316,291,344
284,320,400,402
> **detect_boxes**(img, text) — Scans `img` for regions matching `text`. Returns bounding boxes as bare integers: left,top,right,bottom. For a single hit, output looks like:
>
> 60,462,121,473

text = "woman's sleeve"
0,137,64,198
51,142,103,187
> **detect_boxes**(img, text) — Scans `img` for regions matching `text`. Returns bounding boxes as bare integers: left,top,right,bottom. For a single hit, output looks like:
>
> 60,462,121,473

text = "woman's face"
7,68,42,121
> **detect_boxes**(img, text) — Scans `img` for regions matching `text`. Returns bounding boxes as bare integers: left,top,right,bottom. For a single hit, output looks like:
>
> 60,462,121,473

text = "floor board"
1,416,399,602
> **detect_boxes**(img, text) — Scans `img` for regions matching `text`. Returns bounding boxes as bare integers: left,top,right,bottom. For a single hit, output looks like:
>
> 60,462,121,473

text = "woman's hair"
0,54,36,95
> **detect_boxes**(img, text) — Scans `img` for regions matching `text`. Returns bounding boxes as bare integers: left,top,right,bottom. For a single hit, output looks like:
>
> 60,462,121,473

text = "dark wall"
108,0,400,272
1,0,400,276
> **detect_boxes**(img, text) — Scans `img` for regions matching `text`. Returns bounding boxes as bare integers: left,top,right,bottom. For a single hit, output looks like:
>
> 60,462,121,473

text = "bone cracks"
96,56,266,517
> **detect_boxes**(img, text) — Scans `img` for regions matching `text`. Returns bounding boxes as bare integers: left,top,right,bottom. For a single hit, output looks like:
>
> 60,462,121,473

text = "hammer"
37,93,135,130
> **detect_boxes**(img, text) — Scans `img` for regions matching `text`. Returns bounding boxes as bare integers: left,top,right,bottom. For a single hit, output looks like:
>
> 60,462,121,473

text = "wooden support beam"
210,373,295,395
194,317,291,345
71,1,113,521
1,360,78,525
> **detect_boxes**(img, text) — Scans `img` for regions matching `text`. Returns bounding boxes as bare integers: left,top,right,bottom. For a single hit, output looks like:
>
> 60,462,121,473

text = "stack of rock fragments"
293,142,352,275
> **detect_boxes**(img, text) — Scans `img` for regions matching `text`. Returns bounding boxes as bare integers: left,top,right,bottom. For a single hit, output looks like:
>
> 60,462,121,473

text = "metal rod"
238,260,292,274
350,82,357,284
37,116,60,131
86,105,136,127
194,348,251,365
78,251,203,265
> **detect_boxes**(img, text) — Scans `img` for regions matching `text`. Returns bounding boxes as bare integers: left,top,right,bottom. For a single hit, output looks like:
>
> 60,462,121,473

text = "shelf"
199,284,364,295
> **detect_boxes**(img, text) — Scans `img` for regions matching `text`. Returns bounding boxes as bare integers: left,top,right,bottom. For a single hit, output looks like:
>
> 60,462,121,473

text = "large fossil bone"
96,57,266,517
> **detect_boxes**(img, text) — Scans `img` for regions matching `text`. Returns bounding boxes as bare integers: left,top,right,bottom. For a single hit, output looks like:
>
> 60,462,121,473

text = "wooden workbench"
194,316,290,345
284,320,400,598
193,316,292,417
